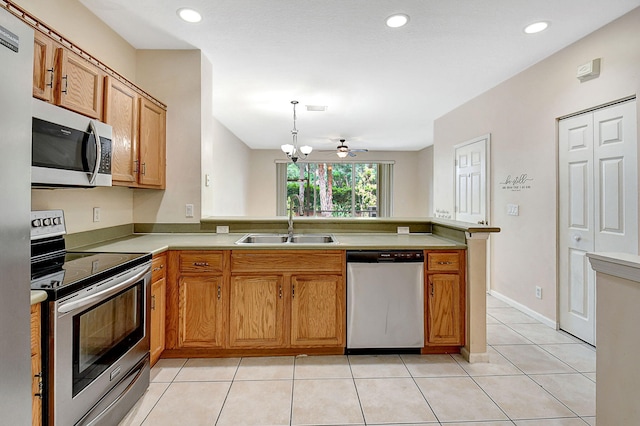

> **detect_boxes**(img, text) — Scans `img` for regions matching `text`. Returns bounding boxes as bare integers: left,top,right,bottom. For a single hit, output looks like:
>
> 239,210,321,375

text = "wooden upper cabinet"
290,274,345,347
104,76,139,185
138,98,166,188
32,32,56,102
55,48,104,119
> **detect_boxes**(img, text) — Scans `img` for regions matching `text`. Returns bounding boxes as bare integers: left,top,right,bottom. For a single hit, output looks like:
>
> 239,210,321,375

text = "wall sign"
499,173,533,191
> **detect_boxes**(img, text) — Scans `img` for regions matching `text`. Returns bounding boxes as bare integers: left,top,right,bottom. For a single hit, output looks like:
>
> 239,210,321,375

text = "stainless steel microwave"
32,99,112,187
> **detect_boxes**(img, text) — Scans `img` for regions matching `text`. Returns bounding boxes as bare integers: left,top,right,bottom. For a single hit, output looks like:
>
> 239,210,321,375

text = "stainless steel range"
31,210,151,426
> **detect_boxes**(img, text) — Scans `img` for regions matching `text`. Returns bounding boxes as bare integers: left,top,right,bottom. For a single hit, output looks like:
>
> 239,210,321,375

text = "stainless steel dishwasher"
346,250,424,353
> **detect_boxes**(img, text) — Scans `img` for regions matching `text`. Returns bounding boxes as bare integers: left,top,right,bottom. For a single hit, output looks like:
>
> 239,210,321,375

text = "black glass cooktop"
31,251,152,299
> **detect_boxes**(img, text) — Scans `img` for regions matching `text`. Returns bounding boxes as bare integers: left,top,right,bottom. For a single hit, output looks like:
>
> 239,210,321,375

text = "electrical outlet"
185,204,194,218
205,174,211,187
93,207,101,222
216,225,230,234
535,286,542,299
397,226,410,234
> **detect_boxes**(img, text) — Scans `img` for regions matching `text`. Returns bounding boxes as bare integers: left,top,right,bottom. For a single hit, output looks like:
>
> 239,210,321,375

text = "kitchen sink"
289,234,336,244
235,234,289,244
235,233,337,245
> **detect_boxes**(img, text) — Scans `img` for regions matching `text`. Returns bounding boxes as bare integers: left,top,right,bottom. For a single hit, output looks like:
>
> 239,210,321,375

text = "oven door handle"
57,265,149,314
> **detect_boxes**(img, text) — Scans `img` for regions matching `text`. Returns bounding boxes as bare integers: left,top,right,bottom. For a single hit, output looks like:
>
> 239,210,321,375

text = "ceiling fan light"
299,145,313,155
337,151,349,158
281,144,294,154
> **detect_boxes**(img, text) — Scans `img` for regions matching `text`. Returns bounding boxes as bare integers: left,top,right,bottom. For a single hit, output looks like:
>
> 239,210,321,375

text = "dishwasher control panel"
346,250,424,263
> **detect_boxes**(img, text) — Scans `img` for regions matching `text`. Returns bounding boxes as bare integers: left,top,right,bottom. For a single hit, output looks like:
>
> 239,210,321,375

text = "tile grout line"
347,355,369,425
487,311,590,422
399,354,442,425
213,357,240,426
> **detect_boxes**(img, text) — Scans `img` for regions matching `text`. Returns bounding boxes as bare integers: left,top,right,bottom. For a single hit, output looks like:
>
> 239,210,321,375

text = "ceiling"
80,0,640,152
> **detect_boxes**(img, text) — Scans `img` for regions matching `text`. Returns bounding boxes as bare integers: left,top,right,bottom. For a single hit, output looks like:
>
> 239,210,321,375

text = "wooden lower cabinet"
165,251,228,353
290,274,344,347
150,253,167,366
229,275,285,348
178,275,225,348
30,303,42,426
426,273,463,345
164,249,345,356
424,250,466,350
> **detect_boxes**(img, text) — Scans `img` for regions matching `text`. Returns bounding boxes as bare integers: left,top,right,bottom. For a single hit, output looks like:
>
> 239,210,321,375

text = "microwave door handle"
88,120,101,185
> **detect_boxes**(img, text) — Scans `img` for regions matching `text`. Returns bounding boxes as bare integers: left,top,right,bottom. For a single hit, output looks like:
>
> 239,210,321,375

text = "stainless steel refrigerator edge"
0,7,34,425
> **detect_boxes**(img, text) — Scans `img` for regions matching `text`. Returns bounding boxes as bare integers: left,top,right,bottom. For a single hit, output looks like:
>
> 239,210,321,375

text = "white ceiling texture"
81,0,640,152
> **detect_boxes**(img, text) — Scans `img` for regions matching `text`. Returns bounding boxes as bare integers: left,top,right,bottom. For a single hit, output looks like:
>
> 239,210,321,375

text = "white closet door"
558,100,637,345
455,136,488,225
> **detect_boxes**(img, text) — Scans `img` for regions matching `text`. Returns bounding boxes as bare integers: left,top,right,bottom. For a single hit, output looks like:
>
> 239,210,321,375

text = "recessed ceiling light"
386,14,409,28
177,8,202,23
524,21,549,34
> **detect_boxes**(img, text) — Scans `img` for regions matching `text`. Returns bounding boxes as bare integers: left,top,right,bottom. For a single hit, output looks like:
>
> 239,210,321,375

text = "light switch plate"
216,225,230,234
507,204,519,216
185,204,194,218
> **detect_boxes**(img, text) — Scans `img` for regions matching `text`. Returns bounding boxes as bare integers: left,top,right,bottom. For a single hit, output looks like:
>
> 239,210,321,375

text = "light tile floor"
120,295,596,425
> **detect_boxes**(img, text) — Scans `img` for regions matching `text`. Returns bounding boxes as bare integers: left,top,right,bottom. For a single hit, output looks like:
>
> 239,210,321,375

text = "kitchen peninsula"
67,217,498,363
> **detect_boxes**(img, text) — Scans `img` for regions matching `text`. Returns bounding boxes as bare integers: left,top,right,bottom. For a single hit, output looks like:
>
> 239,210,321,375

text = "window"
277,162,393,217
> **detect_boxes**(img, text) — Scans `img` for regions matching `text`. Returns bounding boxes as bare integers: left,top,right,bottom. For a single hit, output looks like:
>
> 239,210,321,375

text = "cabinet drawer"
151,253,167,282
179,251,224,273
231,250,344,273
427,252,461,272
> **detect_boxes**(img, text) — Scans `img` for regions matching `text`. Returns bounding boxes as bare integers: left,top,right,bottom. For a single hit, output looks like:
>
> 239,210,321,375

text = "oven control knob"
32,219,42,227
43,218,52,226
53,217,61,225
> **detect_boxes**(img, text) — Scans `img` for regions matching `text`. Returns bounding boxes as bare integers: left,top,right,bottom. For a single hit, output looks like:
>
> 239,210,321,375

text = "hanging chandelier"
281,100,312,162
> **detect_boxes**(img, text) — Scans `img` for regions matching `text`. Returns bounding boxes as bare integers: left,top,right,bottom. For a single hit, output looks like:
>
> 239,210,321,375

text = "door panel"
559,100,637,345
594,102,637,254
455,136,488,224
559,113,595,344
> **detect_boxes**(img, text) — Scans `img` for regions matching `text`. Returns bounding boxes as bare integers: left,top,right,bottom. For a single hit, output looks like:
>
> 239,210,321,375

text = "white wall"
417,146,433,216
433,8,640,321
246,149,429,217
133,50,202,224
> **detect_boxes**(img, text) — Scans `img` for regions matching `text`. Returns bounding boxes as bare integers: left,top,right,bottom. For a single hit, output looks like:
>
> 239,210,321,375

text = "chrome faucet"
288,194,303,238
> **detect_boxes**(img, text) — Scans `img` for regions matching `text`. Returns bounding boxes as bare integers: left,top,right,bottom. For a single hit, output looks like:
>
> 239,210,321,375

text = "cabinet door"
55,49,104,119
150,277,166,366
138,98,166,188
30,304,42,426
33,32,55,102
178,276,224,348
290,275,345,347
426,273,464,346
104,76,139,185
229,275,285,348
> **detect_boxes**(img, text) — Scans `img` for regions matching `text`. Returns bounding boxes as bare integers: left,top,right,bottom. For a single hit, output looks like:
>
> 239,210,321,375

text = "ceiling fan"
322,139,369,158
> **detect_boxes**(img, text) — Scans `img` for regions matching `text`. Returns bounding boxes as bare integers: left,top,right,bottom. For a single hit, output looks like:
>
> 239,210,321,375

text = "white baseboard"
488,290,557,329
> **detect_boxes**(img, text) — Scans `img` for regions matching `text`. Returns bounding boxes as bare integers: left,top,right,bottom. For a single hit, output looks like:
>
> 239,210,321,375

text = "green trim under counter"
66,224,134,249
